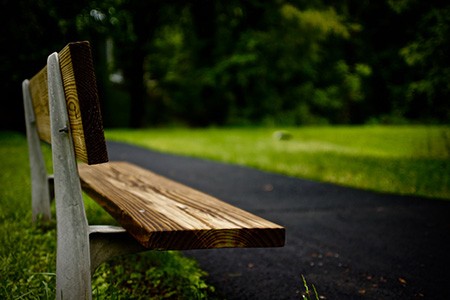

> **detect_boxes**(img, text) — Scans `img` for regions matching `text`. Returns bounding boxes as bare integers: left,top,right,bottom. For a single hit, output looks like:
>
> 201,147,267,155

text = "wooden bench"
22,41,285,299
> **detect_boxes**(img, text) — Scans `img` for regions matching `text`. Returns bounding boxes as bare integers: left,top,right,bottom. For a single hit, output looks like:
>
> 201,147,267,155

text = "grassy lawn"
0,131,215,299
1,125,448,298
106,125,450,200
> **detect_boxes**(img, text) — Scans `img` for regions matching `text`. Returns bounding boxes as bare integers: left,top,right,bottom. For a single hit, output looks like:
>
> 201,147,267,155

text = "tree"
77,0,178,127
397,3,450,121
145,1,362,126
0,0,87,131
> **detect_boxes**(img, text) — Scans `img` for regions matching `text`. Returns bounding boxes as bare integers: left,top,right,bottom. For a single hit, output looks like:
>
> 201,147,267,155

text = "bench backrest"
27,41,108,165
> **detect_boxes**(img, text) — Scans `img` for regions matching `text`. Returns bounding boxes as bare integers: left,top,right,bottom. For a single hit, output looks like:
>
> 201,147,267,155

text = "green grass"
2,125,448,297
0,131,215,299
300,275,319,300
106,125,450,200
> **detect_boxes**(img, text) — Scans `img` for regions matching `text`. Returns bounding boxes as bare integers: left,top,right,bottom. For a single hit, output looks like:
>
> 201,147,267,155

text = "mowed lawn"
107,125,450,200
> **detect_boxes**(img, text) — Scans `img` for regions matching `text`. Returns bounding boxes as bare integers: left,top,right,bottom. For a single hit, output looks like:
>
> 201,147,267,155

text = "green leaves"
280,5,350,39
397,5,450,120
91,251,215,299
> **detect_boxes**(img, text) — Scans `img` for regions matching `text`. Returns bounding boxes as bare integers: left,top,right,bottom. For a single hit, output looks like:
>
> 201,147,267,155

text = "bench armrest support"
89,225,146,274
48,52,92,300
23,80,52,222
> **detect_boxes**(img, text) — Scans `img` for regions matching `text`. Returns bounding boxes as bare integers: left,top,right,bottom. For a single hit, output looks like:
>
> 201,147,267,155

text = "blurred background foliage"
1,0,449,129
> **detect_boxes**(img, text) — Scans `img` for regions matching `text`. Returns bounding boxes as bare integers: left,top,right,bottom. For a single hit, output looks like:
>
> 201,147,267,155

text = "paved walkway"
108,141,450,299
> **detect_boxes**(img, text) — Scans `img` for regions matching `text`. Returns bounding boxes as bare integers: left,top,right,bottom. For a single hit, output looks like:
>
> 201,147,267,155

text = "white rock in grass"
273,130,293,141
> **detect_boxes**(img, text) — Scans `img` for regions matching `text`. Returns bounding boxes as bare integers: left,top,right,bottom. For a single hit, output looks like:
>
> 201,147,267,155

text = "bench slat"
79,161,285,250
29,41,108,165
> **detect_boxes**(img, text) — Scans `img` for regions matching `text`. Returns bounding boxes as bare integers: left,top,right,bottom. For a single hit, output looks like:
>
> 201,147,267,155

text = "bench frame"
23,52,145,299
23,42,284,299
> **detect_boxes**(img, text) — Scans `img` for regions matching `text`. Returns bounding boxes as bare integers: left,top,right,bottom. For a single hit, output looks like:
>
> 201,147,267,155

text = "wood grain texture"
29,67,51,143
28,41,108,165
78,161,285,250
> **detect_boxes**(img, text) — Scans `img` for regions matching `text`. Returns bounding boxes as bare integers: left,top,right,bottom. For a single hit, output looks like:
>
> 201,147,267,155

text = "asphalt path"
108,141,450,299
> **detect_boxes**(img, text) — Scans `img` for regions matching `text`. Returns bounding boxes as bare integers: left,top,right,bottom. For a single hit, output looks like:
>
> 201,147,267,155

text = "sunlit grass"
106,125,450,200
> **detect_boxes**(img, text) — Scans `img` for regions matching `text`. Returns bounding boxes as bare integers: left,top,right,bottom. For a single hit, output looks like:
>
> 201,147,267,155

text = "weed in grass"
300,275,320,300
91,251,215,299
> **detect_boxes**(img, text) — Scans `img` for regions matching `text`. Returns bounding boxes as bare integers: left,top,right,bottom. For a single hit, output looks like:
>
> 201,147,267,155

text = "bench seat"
78,161,285,250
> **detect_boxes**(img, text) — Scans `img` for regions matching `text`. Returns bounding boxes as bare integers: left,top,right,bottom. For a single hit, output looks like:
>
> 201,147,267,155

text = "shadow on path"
108,141,450,300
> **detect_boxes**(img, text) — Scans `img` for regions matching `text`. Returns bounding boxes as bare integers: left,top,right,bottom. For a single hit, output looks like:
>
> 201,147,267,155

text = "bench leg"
22,80,52,222
89,226,147,274
48,53,92,300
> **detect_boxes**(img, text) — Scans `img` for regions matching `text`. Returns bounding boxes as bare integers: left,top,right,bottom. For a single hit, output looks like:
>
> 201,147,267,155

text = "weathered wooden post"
22,80,52,222
48,52,92,299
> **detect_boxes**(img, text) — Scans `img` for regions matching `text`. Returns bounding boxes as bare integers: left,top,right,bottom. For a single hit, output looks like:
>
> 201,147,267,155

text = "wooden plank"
28,41,108,165
78,161,285,250
29,67,51,143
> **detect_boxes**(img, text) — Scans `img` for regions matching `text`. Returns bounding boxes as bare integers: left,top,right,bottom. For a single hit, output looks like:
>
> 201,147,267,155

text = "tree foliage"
398,4,450,121
1,0,448,129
